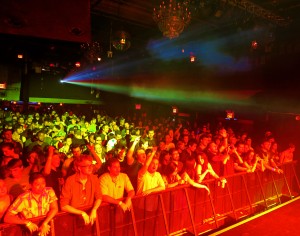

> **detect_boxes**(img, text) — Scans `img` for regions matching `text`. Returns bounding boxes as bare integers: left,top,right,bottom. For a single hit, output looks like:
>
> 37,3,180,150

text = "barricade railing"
1,161,299,236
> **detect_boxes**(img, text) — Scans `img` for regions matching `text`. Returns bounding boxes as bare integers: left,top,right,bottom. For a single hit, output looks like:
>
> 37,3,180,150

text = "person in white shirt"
137,147,165,196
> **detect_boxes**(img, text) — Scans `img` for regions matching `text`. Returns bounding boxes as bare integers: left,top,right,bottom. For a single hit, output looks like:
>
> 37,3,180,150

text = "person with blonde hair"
60,154,102,225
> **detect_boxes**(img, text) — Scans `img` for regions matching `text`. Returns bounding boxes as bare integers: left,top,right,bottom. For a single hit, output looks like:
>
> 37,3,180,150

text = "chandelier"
112,30,131,51
153,0,192,39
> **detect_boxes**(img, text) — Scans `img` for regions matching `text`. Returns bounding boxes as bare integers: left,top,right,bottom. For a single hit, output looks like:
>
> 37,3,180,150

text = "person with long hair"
162,161,185,188
180,157,210,194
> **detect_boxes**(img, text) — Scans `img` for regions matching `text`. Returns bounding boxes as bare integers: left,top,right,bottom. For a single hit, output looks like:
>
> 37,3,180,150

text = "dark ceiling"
0,0,300,112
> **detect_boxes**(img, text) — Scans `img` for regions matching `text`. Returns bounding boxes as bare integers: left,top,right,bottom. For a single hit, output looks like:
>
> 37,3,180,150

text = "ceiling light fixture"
112,30,131,51
153,0,192,39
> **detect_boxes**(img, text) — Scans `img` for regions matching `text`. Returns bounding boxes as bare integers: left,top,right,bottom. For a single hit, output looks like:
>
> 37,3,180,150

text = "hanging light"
107,22,113,58
112,30,131,51
153,0,192,39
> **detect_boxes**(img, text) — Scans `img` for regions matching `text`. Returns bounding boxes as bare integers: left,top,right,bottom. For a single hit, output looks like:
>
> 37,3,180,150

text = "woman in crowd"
180,157,210,194
162,161,185,188
196,152,226,188
244,150,259,172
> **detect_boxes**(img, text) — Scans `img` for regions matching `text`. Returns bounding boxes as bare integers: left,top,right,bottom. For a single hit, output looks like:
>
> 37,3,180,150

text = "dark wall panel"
0,0,90,43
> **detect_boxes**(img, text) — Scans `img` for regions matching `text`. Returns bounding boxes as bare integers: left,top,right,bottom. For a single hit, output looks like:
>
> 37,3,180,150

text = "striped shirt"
8,187,57,219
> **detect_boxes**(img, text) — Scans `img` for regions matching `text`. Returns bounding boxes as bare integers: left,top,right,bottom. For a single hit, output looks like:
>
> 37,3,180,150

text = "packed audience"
0,108,296,235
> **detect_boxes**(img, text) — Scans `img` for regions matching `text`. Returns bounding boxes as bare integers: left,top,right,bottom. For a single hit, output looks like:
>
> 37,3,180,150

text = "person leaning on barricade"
256,140,283,174
99,157,135,212
161,161,186,188
4,172,58,236
196,152,227,188
60,154,102,226
180,157,210,194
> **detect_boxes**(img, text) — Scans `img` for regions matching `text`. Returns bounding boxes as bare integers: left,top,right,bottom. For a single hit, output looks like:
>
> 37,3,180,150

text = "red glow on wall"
0,83,7,89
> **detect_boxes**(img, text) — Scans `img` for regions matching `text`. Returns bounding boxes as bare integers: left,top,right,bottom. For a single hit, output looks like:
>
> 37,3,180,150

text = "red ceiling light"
75,62,81,68
251,40,258,50
135,104,141,110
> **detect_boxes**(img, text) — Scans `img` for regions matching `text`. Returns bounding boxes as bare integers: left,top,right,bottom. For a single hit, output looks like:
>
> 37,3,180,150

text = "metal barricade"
1,162,299,236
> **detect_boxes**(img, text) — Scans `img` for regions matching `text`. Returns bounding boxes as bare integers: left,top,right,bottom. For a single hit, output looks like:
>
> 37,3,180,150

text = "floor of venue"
205,196,300,236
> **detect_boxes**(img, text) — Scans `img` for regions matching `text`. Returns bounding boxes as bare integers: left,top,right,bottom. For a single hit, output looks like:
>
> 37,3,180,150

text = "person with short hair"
280,143,296,164
4,173,58,236
142,129,157,148
4,159,30,200
12,124,26,148
42,146,63,200
0,142,19,167
62,144,82,177
136,147,165,196
125,137,146,190
60,154,102,225
26,130,48,153
99,158,135,212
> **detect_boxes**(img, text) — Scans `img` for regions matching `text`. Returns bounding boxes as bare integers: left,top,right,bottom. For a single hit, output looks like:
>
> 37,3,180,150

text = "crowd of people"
0,108,296,235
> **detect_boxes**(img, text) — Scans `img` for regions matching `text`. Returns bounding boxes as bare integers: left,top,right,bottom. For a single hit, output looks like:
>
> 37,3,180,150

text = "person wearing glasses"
60,154,102,225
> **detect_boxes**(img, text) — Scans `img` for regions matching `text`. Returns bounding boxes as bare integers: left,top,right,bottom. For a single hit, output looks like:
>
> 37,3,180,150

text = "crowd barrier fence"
1,161,299,236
